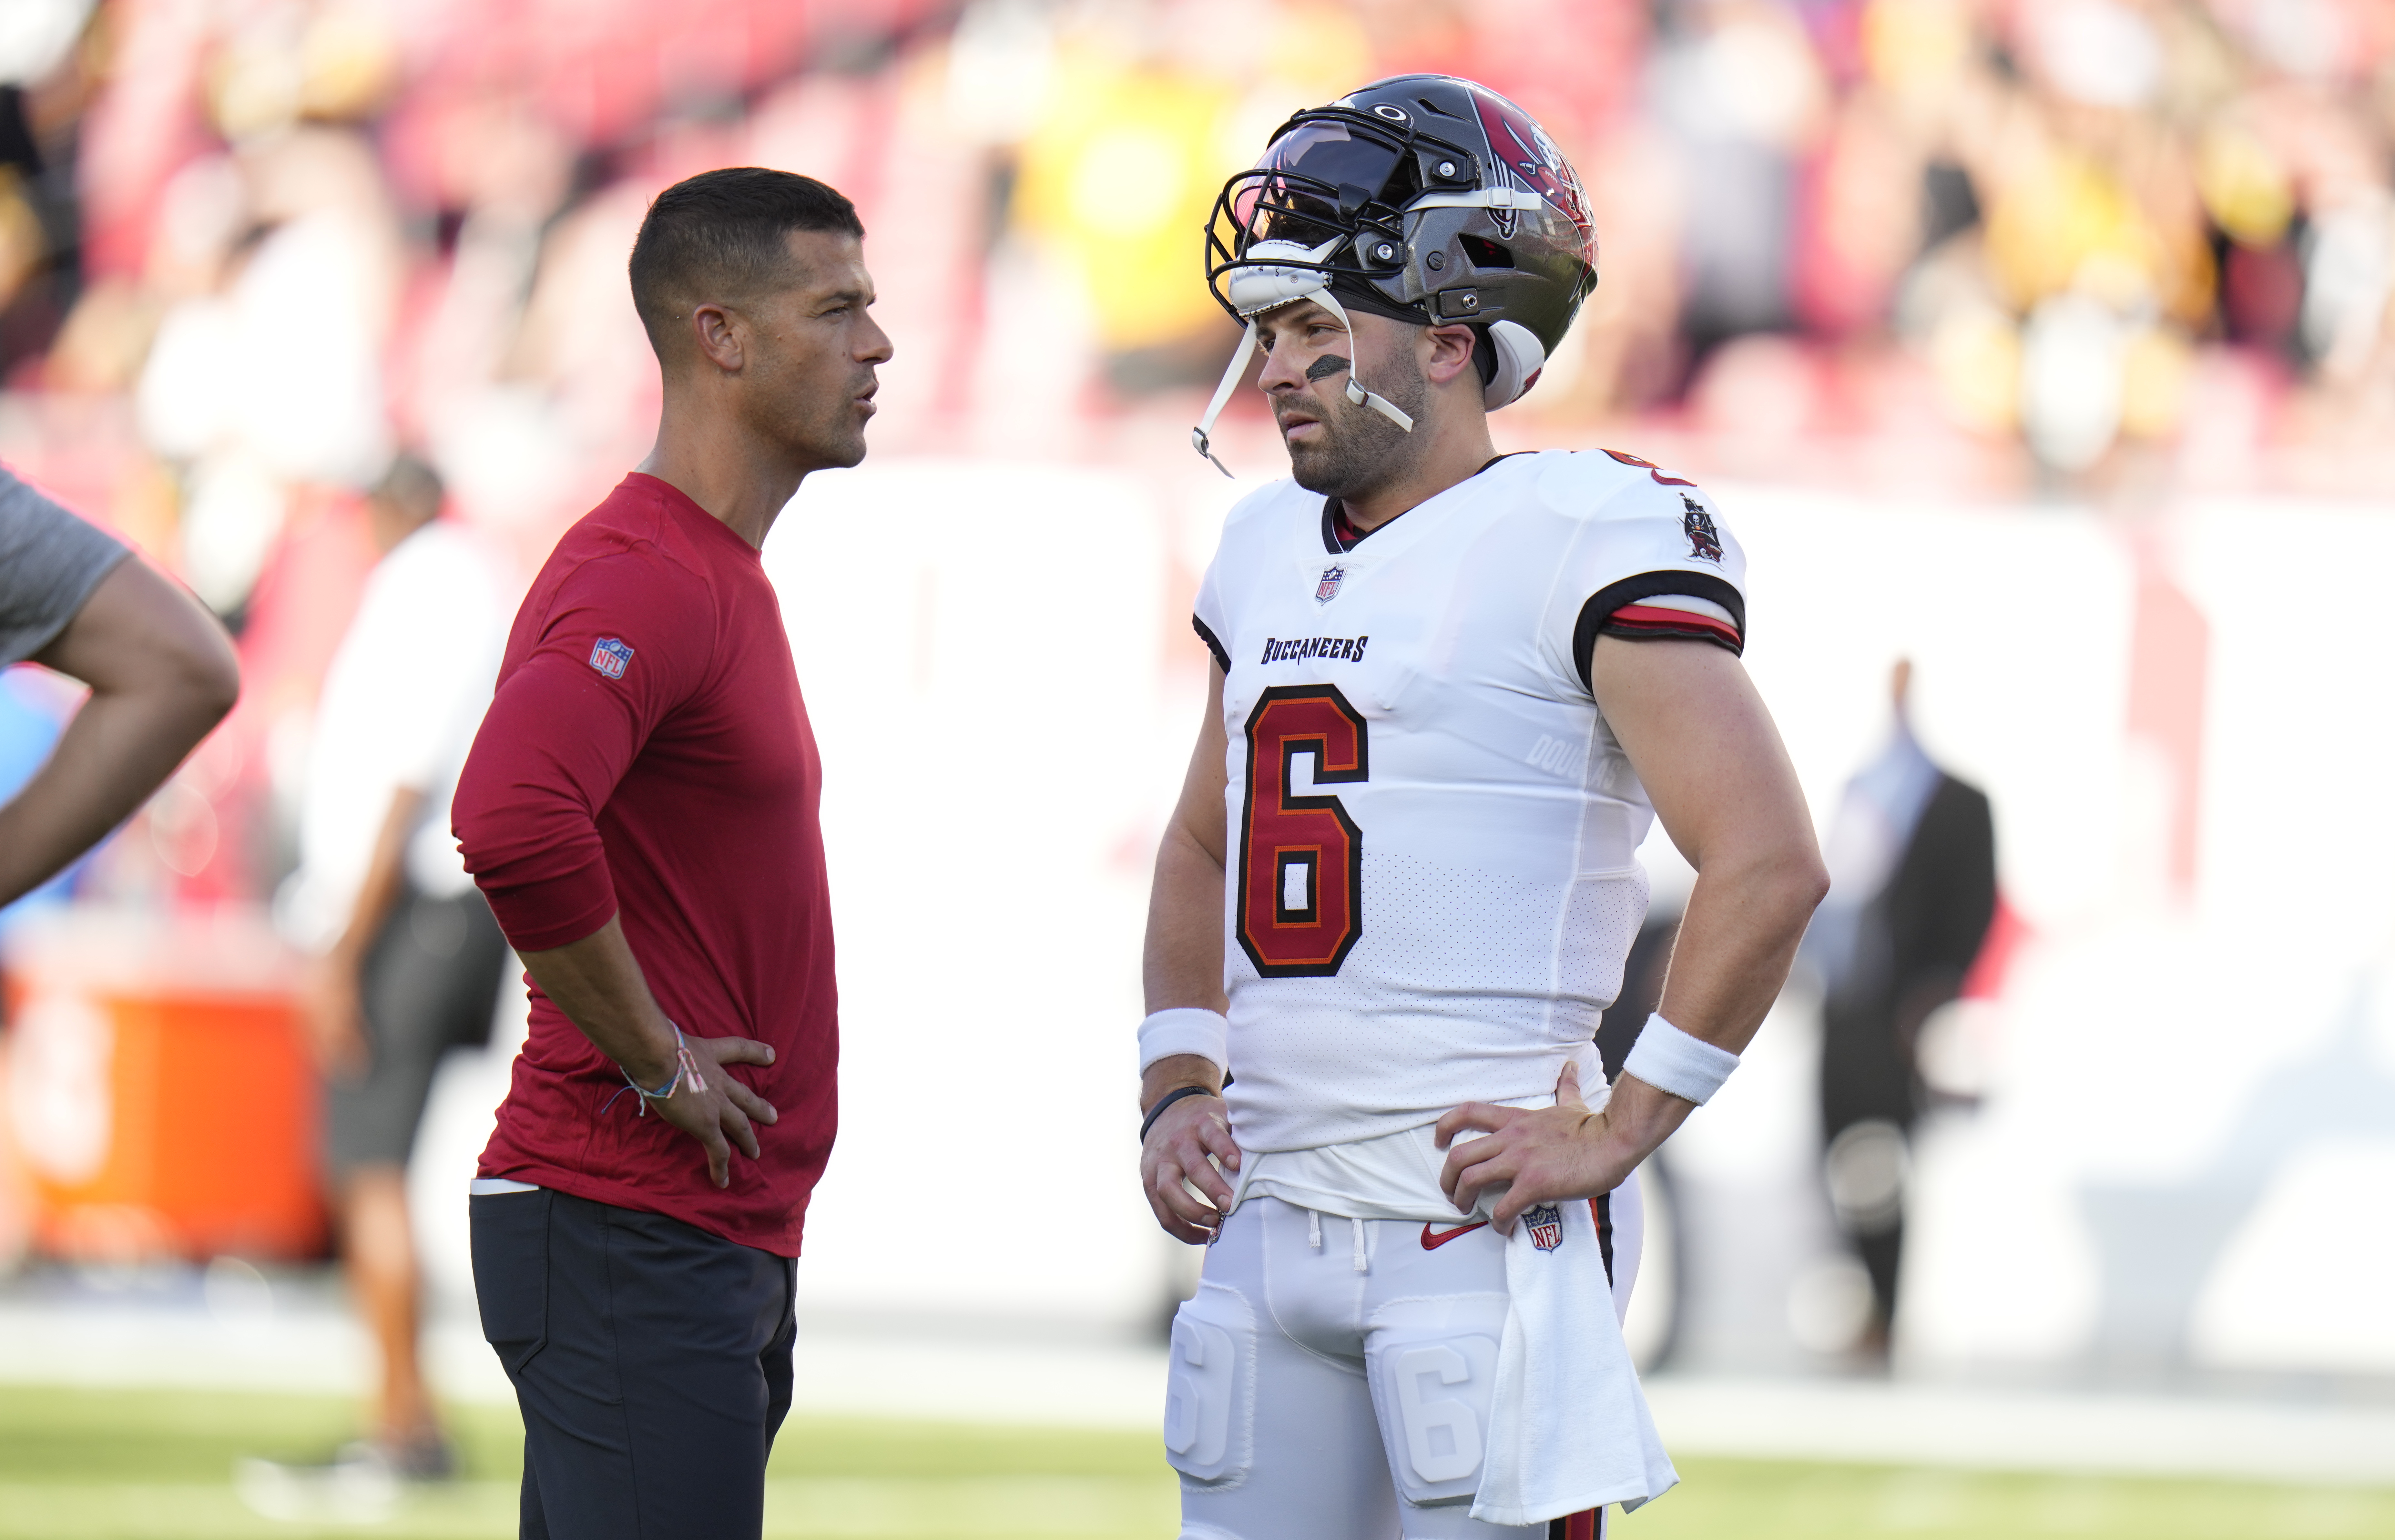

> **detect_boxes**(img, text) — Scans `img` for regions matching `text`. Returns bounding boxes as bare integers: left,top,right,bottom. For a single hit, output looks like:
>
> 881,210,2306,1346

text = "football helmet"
1191,75,1599,474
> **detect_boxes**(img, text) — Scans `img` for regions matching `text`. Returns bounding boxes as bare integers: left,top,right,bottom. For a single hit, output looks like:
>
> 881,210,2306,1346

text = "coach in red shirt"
453,168,887,1540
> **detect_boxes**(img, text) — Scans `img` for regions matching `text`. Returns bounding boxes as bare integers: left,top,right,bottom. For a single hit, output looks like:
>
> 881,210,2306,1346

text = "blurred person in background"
0,16,96,381
135,124,403,620
1652,0,1825,366
0,465,238,907
266,453,509,1481
452,168,883,1540
1809,659,1995,1358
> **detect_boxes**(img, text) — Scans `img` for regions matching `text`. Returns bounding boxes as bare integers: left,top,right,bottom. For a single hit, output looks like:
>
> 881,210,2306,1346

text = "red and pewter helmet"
1190,75,1599,474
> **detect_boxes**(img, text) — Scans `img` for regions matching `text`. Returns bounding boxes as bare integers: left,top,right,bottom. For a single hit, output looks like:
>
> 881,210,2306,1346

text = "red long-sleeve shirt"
454,473,836,1256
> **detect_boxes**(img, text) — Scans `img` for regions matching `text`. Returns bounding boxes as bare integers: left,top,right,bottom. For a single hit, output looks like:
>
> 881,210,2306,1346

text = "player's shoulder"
1500,447,1719,522
1510,447,1741,575
1218,476,1319,534
1204,477,1322,584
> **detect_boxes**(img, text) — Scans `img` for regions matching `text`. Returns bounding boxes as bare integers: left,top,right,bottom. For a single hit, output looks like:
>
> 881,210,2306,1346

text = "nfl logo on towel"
1524,1203,1563,1252
589,638,634,679
1315,565,1344,604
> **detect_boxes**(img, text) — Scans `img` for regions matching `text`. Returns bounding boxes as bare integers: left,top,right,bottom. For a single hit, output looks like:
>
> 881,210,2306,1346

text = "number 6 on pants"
1366,1312,1503,1506
1164,1283,1255,1486
1391,1345,1485,1484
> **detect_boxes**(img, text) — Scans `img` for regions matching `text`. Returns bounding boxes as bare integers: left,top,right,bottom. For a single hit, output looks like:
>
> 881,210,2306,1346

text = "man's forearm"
1139,820,1228,1113
1142,821,1228,1015
1142,1053,1223,1111
329,788,424,966
1651,845,1826,1056
0,556,239,908
0,686,229,905
1588,847,1819,1167
516,914,680,1085
1587,634,1827,1066
1139,669,1235,1142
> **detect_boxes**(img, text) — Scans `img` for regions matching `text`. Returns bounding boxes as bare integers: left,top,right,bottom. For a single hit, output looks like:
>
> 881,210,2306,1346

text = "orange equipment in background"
0,907,324,1262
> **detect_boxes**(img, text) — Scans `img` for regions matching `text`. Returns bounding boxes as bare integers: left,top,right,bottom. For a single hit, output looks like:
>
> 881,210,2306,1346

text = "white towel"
1469,1111,1678,1524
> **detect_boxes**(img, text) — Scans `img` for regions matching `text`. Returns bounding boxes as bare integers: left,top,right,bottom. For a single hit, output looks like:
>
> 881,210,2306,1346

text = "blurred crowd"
1624,0,2395,493
0,0,2390,916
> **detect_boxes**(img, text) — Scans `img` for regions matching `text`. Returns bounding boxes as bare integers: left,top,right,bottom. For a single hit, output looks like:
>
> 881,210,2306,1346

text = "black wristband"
1140,1084,1219,1143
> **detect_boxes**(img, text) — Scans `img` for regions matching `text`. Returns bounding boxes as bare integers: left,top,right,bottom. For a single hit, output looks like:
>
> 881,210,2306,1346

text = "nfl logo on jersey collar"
1524,1203,1564,1252
1315,565,1345,604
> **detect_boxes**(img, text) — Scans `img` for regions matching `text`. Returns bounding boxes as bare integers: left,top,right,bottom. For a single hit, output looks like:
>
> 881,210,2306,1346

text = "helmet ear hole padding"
1481,319,1546,410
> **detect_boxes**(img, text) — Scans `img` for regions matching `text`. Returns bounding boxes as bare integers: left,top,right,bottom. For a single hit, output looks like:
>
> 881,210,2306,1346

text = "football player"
1137,76,1828,1539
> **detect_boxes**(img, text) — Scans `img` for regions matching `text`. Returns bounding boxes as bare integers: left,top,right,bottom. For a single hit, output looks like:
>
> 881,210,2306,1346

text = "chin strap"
1311,288,1416,433
1191,322,1259,478
1191,251,1415,477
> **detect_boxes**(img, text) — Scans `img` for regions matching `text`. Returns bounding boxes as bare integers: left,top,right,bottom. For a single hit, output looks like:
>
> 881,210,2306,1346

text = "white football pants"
1167,1170,1643,1540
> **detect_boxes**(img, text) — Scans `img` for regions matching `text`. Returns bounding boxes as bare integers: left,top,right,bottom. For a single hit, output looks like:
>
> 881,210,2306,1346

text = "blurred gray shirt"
0,468,127,666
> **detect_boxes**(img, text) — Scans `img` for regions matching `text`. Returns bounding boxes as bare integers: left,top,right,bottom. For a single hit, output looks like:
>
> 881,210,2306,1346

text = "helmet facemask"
1190,115,1448,476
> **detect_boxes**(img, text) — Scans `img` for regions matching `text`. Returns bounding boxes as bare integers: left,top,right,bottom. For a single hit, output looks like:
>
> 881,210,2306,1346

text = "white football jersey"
1194,448,1748,1151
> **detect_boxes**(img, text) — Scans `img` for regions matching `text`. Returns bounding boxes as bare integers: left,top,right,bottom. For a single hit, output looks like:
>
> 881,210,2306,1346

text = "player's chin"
1284,438,1342,492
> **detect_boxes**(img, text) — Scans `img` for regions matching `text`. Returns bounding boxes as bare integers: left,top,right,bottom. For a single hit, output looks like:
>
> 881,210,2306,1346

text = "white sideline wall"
400,465,2395,1376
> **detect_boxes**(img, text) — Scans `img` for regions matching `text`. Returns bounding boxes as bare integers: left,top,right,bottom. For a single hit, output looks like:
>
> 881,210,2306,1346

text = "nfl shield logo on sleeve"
1524,1203,1564,1252
589,638,634,678
1315,565,1345,604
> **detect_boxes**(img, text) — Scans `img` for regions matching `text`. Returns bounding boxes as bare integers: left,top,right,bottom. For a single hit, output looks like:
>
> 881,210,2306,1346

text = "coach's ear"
692,301,745,374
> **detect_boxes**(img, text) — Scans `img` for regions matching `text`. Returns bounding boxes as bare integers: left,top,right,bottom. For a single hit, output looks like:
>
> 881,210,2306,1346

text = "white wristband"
1621,1013,1739,1105
1138,1007,1228,1076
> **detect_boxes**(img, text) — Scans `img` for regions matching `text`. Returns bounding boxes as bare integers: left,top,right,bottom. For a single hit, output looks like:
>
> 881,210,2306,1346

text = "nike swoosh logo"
1420,1221,1489,1250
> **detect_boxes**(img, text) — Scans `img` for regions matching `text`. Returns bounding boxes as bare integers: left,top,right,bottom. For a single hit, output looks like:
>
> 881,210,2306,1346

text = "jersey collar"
1319,453,1528,555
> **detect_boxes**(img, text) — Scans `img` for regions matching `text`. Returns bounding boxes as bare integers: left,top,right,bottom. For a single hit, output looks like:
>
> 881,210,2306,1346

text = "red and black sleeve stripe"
1573,571,1747,689
1605,602,1742,650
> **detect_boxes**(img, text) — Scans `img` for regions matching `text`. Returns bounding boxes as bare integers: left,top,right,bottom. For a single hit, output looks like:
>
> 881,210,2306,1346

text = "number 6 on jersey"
1237,685,1368,977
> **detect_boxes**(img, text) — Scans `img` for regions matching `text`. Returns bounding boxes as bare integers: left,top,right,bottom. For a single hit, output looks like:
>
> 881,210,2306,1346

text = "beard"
1280,345,1429,502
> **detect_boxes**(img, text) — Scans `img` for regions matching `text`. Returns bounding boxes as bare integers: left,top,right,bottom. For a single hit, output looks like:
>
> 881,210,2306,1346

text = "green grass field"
0,1384,2390,1539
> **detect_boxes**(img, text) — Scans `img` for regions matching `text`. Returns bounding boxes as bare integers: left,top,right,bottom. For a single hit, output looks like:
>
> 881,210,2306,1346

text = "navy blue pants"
470,1189,796,1539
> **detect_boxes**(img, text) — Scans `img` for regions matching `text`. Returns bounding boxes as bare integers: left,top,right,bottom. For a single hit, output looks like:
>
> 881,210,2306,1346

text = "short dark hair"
627,167,864,358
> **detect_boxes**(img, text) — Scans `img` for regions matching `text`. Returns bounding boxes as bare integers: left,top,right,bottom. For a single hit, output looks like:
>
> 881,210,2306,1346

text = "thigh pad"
1164,1281,1257,1487
1365,1294,1509,1507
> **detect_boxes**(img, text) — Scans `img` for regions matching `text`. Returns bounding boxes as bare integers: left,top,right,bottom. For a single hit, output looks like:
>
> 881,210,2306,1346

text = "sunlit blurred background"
4,0,2395,1535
